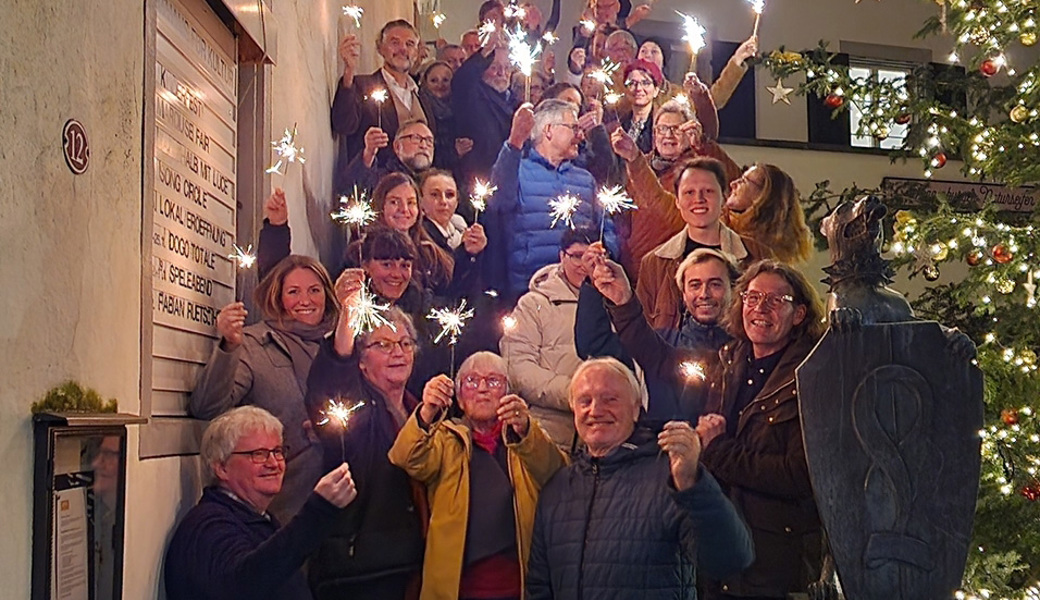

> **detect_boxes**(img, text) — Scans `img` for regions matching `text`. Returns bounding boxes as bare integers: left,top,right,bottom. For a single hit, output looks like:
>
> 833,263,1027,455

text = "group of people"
166,1,830,599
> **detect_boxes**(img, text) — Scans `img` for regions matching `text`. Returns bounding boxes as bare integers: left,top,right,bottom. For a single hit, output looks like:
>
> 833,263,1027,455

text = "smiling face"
280,267,327,326
420,174,459,228
365,258,413,300
676,167,724,232
483,50,512,94
541,109,583,163
378,25,420,75
742,272,806,358
424,63,453,98
570,365,640,457
394,123,434,172
380,181,420,232
653,111,689,160
624,68,659,109
457,368,508,427
726,166,766,213
681,258,731,325
559,242,590,287
214,428,285,512
358,321,416,393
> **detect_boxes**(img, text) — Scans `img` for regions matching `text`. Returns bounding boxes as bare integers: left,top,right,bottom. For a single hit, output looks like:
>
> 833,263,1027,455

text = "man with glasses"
336,118,436,196
501,226,600,449
696,260,828,600
165,406,357,600
485,100,618,300
333,20,432,183
389,351,565,599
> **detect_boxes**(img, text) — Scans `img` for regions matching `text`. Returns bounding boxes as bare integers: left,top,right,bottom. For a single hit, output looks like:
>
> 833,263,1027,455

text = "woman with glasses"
618,59,663,154
304,285,428,600
389,351,566,600
191,254,340,523
165,406,358,600
696,260,827,599
500,226,597,449
723,164,813,265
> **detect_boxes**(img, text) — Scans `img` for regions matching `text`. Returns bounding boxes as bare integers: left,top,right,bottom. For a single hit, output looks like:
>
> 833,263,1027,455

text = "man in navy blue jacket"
165,406,357,600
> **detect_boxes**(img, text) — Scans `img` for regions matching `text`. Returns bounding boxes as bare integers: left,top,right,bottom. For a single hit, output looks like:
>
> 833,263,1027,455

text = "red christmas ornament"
1002,408,1020,425
992,243,1013,264
931,152,948,169
980,58,999,77
1022,483,1040,502
824,94,844,109
966,250,983,266
896,113,912,125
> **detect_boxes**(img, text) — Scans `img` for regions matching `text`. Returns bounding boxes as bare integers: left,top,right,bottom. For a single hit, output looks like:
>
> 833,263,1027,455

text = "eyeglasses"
364,338,417,354
625,79,655,89
399,134,435,146
741,290,795,310
564,251,586,261
653,124,682,137
231,446,286,464
552,122,582,135
461,374,507,390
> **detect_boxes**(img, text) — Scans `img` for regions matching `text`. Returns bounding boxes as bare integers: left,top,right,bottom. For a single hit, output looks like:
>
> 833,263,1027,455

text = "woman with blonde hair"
724,164,813,264
191,254,339,523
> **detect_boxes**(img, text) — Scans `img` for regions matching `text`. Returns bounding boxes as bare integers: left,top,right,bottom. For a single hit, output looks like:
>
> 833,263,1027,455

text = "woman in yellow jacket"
388,351,567,600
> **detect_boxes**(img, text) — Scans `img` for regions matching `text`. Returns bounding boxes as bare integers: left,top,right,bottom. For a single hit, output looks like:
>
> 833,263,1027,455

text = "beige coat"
500,264,582,448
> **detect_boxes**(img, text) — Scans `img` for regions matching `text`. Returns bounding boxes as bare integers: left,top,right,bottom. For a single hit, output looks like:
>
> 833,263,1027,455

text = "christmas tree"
754,1,1040,596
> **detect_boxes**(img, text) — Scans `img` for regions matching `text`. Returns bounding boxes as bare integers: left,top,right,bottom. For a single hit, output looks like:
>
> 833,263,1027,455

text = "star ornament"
766,79,794,105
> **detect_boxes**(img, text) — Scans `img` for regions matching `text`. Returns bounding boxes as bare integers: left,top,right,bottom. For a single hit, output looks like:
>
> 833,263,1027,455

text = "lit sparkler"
597,185,637,240
501,314,518,331
342,5,364,28
579,19,596,34
541,30,558,45
748,0,764,36
588,59,621,85
675,11,707,57
266,125,306,176
478,20,497,46
507,27,542,101
432,13,446,28
471,179,497,219
679,361,706,381
671,93,690,107
349,284,396,336
428,300,475,378
317,396,366,461
331,187,377,264
229,244,257,269
549,193,582,229
503,2,526,20
369,88,388,129
603,91,623,106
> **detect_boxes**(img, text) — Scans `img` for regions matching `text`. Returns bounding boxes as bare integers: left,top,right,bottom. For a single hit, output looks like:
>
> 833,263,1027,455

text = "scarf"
649,153,678,176
418,87,452,125
471,420,504,454
264,315,333,393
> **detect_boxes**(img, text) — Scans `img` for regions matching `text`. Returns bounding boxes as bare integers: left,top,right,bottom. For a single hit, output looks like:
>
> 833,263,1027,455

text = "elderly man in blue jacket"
526,357,754,599
485,99,619,301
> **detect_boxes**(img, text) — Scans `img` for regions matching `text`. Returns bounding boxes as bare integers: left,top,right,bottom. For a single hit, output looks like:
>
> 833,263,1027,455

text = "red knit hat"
623,59,664,87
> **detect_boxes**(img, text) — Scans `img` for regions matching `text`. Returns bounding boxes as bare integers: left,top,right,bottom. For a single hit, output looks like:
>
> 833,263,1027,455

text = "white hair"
201,406,283,484
455,351,510,395
531,98,578,145
568,357,642,409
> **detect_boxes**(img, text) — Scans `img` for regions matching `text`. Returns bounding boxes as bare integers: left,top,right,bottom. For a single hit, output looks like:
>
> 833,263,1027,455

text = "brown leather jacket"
699,335,823,597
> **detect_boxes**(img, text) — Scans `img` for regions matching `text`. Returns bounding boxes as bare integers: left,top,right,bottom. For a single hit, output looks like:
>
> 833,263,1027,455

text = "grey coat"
190,322,325,524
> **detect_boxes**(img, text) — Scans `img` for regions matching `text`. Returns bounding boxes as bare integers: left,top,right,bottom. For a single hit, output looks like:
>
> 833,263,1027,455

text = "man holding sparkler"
333,20,430,178
389,351,566,600
335,118,435,196
165,406,358,600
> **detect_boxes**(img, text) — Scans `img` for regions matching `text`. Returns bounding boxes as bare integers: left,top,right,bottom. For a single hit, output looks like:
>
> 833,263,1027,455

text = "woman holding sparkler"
389,351,566,600
190,255,339,524
304,293,426,600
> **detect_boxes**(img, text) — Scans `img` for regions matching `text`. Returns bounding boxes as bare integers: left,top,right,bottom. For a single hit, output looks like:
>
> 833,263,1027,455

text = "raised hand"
696,413,726,448
216,302,248,349
508,103,536,150
421,374,455,424
589,257,633,306
462,223,488,255
658,420,701,491
362,127,390,167
455,137,475,158
610,128,640,162
314,462,358,508
339,35,361,83
732,35,759,67
263,188,288,226
496,393,531,437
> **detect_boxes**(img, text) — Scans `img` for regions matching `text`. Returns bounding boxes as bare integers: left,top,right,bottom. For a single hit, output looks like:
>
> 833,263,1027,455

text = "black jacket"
526,428,754,599
304,340,424,600
451,50,519,185
164,488,339,600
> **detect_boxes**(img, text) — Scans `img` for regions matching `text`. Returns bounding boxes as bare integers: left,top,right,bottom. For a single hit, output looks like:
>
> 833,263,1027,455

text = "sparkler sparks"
603,91,623,106
267,125,306,175
331,192,378,228
507,26,542,79
675,11,707,56
229,244,257,269
349,285,396,335
597,185,637,215
428,300,475,345
471,179,496,217
588,59,621,84
478,20,497,46
579,19,596,34
671,93,690,107
317,396,366,461
501,315,518,331
549,193,582,229
431,12,446,28
503,2,526,19
680,361,706,381
541,30,559,45
341,5,364,28
747,0,764,36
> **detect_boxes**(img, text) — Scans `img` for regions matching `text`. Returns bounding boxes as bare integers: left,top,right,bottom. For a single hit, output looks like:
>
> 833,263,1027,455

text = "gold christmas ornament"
997,278,1016,295
1021,32,1038,47
931,241,949,261
1010,105,1030,123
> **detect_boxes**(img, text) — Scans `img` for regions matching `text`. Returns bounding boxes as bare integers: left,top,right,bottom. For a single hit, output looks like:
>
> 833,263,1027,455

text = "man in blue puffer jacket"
484,99,619,301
